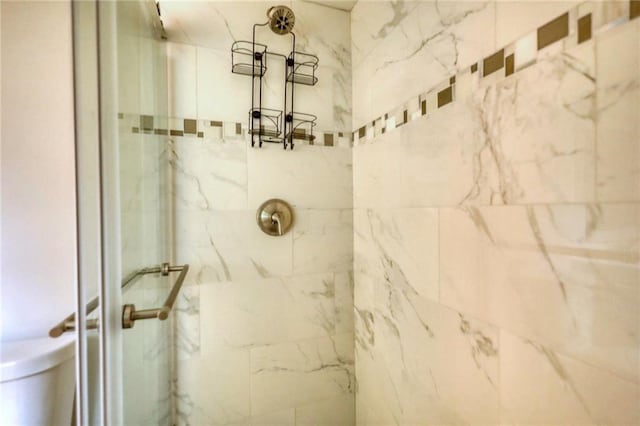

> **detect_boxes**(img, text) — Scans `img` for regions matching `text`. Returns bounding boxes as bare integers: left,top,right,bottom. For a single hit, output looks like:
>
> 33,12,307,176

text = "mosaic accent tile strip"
352,0,638,147
537,13,569,50
632,0,640,19
578,13,593,43
483,49,504,77
118,113,351,148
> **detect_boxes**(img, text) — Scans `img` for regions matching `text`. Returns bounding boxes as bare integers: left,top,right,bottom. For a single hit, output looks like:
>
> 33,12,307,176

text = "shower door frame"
71,0,123,424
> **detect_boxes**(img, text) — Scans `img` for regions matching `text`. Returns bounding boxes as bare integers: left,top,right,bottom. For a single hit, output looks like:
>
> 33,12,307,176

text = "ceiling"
300,0,357,12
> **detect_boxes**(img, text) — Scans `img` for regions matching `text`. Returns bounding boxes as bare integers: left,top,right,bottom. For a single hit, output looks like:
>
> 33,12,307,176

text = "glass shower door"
116,1,172,424
72,1,173,424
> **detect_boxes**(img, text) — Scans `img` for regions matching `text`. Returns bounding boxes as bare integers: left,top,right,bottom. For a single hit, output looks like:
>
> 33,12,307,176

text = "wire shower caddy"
231,16,318,150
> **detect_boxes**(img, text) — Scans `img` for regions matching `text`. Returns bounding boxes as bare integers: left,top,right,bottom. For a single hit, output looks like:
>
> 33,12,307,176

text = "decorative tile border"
352,0,640,146
118,113,351,148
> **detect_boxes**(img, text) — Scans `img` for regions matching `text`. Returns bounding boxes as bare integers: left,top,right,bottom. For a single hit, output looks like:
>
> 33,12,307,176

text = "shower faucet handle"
256,199,293,236
271,212,283,236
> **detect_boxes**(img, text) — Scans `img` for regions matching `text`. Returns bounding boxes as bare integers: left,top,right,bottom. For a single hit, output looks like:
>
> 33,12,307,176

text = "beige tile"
500,330,640,425
295,395,354,426
250,409,295,426
353,130,404,209
167,42,197,118
357,294,500,424
353,208,439,303
334,271,355,334
247,144,352,210
495,1,580,47
479,39,596,204
250,334,354,415
199,274,337,352
440,204,640,383
351,1,495,128
596,20,640,202
293,209,353,275
176,349,251,425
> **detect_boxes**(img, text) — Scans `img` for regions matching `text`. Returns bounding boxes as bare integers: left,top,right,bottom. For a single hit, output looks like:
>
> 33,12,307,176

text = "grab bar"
49,262,189,337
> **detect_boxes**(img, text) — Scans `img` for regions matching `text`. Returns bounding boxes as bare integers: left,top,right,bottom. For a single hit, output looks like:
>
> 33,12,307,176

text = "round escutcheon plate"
256,198,294,236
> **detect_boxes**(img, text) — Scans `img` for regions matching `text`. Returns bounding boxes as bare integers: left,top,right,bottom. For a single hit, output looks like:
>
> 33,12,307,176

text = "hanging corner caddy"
230,5,318,150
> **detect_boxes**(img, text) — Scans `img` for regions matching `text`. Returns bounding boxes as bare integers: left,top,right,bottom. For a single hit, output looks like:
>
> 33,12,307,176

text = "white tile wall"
162,2,355,423
168,42,197,118
352,3,640,425
159,1,640,425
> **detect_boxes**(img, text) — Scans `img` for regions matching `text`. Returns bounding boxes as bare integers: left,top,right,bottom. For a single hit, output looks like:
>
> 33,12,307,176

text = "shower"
266,5,295,35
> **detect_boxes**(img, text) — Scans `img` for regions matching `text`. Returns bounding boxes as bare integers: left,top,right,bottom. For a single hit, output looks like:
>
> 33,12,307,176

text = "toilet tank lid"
0,335,75,382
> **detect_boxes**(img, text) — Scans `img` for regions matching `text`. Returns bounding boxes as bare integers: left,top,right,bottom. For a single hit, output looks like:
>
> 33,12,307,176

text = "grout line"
437,207,441,304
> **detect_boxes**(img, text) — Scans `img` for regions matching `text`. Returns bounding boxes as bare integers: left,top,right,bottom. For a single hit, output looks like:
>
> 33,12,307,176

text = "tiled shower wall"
352,1,639,425
159,2,356,424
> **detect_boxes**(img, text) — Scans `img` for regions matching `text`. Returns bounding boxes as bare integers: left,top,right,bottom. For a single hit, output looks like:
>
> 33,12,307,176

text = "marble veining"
163,2,356,419
354,3,639,425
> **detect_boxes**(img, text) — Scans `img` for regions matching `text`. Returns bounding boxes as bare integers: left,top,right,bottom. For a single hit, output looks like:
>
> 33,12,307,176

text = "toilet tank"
0,336,75,426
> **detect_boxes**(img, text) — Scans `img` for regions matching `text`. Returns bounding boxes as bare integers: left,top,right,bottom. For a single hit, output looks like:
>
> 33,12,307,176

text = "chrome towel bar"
122,263,189,329
49,263,189,337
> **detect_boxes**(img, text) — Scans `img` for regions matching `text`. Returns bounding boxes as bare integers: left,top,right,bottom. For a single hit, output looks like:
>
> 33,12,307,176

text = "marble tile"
161,1,349,67
353,208,439,303
199,273,338,351
353,52,595,208
589,1,630,30
122,304,148,425
352,129,405,209
396,100,490,207
354,341,398,426
162,1,351,133
171,136,248,210
350,64,372,133
351,1,495,128
175,284,200,361
250,334,354,415
247,144,352,210
500,330,640,425
352,209,377,318
139,36,168,116
174,210,293,284
331,65,352,133
596,20,640,202
119,133,166,214
472,39,597,205
167,42,197,118
293,65,343,132
440,204,640,383
119,131,168,277
122,275,172,424
141,280,173,360
249,409,295,426
355,14,599,207
208,408,296,426
291,1,351,72
117,14,141,115
334,271,354,334
495,1,580,47
355,292,500,425
350,1,414,69
295,394,354,426
176,349,251,425
293,209,353,275
196,46,250,124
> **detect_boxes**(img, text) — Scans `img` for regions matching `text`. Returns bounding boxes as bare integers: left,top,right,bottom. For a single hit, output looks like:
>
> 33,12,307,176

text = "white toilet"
0,335,75,426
